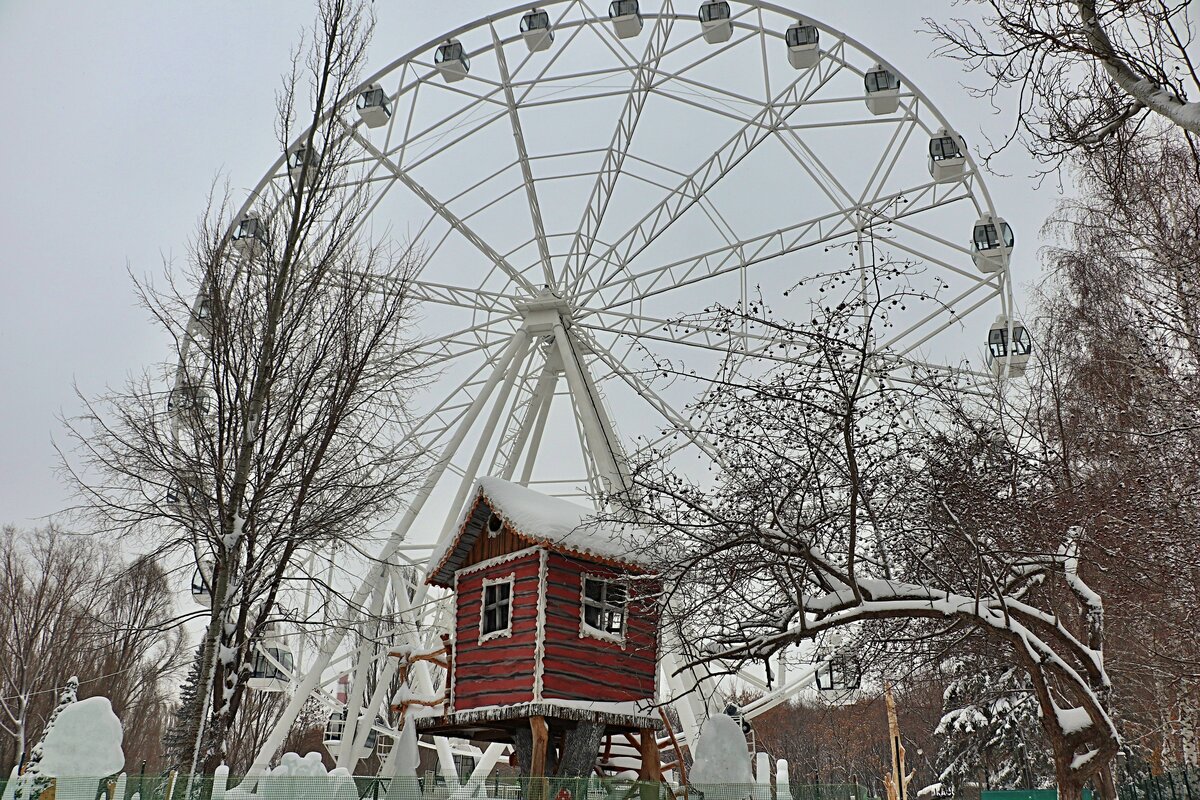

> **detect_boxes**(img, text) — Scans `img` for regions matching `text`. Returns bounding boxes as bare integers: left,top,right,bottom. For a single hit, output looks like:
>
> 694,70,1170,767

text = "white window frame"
479,574,515,644
579,574,628,644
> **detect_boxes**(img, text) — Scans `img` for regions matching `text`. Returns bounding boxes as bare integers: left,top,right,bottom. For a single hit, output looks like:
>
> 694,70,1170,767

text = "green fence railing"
1118,768,1200,800
0,777,869,800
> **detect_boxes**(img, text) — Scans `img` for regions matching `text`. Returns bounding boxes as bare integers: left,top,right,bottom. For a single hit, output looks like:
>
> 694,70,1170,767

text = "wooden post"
638,728,661,800
530,716,550,800
883,683,913,800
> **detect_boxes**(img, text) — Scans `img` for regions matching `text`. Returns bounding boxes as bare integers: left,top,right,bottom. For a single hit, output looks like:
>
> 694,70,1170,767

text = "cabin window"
581,576,627,641
480,576,513,640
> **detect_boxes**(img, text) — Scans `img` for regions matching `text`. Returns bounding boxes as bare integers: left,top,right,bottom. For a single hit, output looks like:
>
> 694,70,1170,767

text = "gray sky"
0,1,1068,527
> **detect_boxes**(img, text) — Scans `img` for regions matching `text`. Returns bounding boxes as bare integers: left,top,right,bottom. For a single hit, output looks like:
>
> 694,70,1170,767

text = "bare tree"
927,1,1200,167
1029,126,1200,770
625,269,1120,800
0,526,184,774
63,0,426,773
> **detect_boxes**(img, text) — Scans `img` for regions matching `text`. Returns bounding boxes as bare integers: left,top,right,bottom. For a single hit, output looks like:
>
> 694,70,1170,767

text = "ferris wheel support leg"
435,328,532,544
551,322,624,492
242,332,531,785
569,330,631,489
518,377,555,486
501,356,560,483
336,578,389,769
458,742,509,794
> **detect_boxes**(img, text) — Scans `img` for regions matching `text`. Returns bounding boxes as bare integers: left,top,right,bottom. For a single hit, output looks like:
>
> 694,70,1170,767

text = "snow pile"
384,724,421,800
37,696,125,777
433,477,654,575
1055,705,1093,735
227,753,358,800
689,715,753,793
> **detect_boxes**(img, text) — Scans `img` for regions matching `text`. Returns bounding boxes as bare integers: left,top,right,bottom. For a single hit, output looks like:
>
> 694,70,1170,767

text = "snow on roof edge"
428,477,652,584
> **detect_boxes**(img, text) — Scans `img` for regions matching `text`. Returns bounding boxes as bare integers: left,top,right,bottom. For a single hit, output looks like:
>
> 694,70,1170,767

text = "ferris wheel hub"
516,290,573,333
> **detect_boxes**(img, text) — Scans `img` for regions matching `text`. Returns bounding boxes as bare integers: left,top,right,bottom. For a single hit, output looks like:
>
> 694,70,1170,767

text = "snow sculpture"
689,715,753,796
37,696,125,777
227,752,358,800
37,696,125,800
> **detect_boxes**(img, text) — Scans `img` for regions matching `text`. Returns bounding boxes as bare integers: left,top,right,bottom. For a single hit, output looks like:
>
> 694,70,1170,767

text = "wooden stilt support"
530,715,550,800
638,727,661,800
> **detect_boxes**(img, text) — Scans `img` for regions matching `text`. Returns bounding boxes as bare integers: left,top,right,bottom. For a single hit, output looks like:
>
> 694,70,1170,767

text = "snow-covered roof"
427,477,652,586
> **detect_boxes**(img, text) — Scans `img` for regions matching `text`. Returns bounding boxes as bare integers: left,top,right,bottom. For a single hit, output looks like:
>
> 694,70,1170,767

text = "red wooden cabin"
418,477,662,780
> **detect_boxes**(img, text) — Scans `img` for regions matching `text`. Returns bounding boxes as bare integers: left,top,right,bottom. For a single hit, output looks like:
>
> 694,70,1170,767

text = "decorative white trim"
450,570,459,714
534,548,548,701
456,545,541,578
578,573,627,647
478,573,515,645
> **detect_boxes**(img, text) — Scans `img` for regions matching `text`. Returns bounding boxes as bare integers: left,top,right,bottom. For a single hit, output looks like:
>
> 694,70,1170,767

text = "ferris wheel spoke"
856,111,921,208
562,2,676,291
492,25,554,286
410,314,522,369
575,327,730,470
590,169,976,313
572,53,845,303
879,276,1000,356
409,279,524,313
341,121,539,296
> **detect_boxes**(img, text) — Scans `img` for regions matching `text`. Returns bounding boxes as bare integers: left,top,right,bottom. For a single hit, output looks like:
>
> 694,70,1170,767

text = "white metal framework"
183,0,1026,784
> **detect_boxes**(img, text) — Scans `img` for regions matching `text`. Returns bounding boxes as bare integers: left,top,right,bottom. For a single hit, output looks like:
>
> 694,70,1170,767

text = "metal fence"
1118,768,1200,800
0,776,863,800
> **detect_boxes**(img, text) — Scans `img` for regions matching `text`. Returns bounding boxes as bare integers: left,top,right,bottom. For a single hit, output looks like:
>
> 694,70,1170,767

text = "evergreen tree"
935,656,1052,793
16,677,78,798
162,646,208,771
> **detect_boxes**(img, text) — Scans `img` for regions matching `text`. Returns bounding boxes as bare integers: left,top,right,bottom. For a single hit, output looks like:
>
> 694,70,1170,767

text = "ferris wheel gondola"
971,214,1015,274
864,63,900,115
356,85,392,128
698,1,733,43
785,20,819,68
928,128,967,183
520,8,554,51
434,39,470,82
609,0,644,39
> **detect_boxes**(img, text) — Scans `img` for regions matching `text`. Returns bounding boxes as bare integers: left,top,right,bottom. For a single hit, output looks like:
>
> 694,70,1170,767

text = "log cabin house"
416,477,663,782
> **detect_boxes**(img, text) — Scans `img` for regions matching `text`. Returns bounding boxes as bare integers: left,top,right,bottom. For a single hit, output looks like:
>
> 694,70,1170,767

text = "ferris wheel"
186,0,1031,782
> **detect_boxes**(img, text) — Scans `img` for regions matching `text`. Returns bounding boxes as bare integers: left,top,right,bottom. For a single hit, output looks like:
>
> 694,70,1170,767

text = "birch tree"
64,0,425,773
927,1,1200,167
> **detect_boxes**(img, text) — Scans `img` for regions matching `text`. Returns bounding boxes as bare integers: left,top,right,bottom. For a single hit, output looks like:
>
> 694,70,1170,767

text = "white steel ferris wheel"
206,0,1030,782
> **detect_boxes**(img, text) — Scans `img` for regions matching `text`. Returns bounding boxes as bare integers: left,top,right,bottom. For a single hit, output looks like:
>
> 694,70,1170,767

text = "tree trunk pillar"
530,716,550,800
638,728,661,800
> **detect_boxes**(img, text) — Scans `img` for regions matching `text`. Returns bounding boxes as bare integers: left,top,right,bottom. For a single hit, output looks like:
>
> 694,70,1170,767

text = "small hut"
419,477,662,781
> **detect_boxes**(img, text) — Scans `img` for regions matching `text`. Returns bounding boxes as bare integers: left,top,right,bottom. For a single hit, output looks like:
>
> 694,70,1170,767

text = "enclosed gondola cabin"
287,145,320,184
785,21,819,69
971,214,1014,273
987,315,1032,378
356,85,391,128
248,645,294,692
323,709,377,761
435,39,470,82
191,559,213,608
232,215,266,258
928,128,966,183
699,1,732,44
609,0,643,39
419,477,662,779
864,64,900,115
520,8,554,52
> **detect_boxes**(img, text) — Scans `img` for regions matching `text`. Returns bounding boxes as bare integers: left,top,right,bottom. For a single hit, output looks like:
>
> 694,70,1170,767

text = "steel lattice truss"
199,0,1020,783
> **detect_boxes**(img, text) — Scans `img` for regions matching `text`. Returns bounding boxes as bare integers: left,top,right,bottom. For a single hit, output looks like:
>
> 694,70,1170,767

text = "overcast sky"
0,1,1069,528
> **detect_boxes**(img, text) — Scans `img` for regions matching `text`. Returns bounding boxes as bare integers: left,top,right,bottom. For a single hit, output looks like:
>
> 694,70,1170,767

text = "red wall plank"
452,550,541,711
